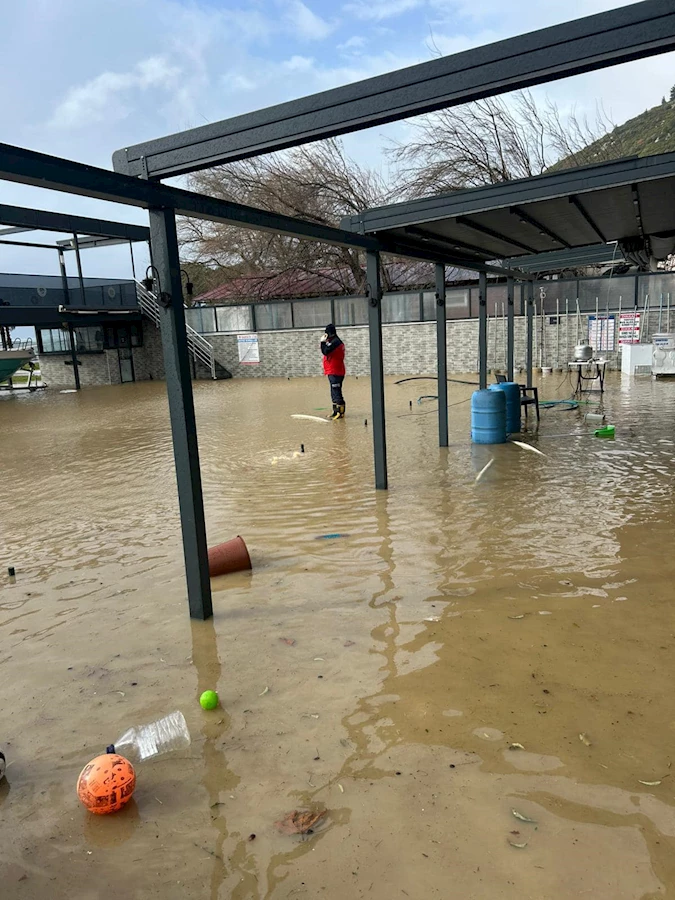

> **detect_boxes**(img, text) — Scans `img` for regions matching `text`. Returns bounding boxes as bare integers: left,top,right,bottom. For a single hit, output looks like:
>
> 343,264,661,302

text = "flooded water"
1,371,675,899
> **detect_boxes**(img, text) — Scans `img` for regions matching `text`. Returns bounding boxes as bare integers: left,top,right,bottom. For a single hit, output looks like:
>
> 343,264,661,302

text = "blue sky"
2,0,675,286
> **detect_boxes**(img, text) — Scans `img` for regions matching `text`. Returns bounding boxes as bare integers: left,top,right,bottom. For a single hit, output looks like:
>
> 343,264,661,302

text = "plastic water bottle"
109,710,190,763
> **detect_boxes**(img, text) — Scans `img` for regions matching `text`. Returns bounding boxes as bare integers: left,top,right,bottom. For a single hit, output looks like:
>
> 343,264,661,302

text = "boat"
0,348,35,384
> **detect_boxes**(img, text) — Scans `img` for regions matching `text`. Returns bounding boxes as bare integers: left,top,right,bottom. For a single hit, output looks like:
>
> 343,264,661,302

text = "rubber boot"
328,404,338,420
332,404,345,420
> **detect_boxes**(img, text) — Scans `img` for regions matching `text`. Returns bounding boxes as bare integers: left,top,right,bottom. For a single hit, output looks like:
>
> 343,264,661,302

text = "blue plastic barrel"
471,389,507,444
489,382,521,434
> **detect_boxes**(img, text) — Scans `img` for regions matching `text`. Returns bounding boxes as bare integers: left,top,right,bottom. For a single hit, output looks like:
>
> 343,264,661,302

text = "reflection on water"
1,373,675,897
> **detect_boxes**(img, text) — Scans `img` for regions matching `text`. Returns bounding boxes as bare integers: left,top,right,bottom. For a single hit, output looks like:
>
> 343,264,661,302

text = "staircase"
135,281,231,380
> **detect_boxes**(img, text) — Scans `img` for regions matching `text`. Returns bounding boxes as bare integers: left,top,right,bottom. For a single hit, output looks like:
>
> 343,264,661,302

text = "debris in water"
475,458,495,483
508,615,525,620
638,780,662,786
508,840,529,849
510,440,546,457
511,809,537,824
291,414,330,424
338,783,344,793
313,657,325,661
248,834,256,841
315,533,349,540
259,686,270,696
280,638,296,646
579,733,592,747
275,809,326,835
509,743,525,751
424,616,440,622
344,640,355,647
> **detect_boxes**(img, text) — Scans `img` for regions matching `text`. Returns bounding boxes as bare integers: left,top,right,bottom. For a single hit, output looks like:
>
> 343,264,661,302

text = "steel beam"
72,234,86,306
0,307,141,327
511,207,570,248
507,278,515,382
435,264,448,447
149,207,213,620
456,216,537,254
67,323,81,391
0,202,148,242
342,150,675,237
478,272,488,389
568,196,607,242
526,281,534,388
0,143,379,252
375,234,528,279
112,1,675,178
57,248,70,307
366,251,387,491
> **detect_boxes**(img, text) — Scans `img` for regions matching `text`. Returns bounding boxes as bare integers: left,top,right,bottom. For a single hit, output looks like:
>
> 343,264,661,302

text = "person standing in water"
321,324,346,419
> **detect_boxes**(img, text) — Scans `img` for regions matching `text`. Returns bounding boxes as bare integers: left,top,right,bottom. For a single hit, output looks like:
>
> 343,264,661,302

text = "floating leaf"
512,809,537,824
510,440,546,457
259,686,270,696
579,733,592,747
475,458,495,483
280,637,296,646
509,743,525,751
508,615,525,620
508,841,529,849
639,780,662,786
338,783,344,793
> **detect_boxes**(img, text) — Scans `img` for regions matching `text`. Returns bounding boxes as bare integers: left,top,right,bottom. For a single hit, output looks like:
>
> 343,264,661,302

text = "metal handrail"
135,281,217,379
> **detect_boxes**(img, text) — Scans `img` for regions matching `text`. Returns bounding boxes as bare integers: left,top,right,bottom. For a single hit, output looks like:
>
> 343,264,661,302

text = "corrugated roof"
194,262,480,305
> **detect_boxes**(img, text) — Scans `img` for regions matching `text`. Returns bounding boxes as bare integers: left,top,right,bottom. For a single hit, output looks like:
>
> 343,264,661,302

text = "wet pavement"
1,371,674,899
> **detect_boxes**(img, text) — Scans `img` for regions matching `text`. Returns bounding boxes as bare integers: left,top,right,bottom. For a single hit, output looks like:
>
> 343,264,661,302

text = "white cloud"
48,56,180,129
223,73,258,92
283,0,335,40
343,0,423,22
338,35,368,52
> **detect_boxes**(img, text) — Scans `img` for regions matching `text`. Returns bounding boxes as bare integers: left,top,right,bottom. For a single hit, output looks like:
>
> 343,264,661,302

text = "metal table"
568,359,607,395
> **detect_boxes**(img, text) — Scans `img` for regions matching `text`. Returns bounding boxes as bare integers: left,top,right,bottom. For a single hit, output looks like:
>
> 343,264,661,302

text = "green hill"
556,92,675,170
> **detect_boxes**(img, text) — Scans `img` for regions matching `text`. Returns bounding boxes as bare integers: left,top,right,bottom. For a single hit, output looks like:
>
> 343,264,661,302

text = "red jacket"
322,338,345,376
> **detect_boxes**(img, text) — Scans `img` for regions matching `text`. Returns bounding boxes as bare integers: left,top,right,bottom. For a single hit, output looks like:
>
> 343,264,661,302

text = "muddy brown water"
1,372,674,899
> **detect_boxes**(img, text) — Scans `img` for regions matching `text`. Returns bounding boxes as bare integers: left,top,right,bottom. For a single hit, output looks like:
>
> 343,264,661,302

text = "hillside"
556,93,675,170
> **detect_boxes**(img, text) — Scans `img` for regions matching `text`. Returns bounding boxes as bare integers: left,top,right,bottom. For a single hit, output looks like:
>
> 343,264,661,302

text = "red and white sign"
619,312,641,345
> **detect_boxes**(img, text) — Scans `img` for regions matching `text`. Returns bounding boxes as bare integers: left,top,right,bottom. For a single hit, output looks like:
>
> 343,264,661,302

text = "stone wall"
37,311,664,387
200,310,663,379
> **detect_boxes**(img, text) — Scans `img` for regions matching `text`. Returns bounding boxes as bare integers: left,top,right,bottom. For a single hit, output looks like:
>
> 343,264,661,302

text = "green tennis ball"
199,690,219,710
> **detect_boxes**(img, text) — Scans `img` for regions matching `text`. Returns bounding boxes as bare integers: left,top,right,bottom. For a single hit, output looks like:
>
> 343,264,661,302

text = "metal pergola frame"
1,0,672,619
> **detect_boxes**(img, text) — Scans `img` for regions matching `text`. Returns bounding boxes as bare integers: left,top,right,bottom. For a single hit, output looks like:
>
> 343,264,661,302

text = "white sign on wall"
237,333,260,365
619,311,641,345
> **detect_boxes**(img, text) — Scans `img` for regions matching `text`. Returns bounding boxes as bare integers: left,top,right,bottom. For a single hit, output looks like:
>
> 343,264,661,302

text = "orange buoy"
77,753,136,815
208,536,252,577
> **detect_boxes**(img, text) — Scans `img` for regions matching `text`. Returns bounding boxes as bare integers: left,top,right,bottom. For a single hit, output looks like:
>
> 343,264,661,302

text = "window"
186,307,217,333
446,289,471,319
382,292,420,323
38,326,103,353
255,303,292,330
215,306,253,332
102,324,143,349
292,299,332,329
334,297,368,326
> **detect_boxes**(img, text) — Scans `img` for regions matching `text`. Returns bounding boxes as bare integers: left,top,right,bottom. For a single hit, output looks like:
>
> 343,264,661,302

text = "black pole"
149,207,213,620
478,271,488,389
57,248,71,306
526,281,534,389
366,250,387,490
129,240,136,280
67,323,81,390
507,277,515,382
435,263,448,447
72,233,86,306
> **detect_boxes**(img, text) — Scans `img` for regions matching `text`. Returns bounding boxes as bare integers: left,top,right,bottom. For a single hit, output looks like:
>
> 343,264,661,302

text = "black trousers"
328,375,344,405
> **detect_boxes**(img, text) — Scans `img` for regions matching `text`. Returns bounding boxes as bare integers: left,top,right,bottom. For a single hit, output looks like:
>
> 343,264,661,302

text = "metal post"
57,248,70,306
73,233,86,306
556,298,560,370
565,297,569,365
435,263,448,447
667,292,671,333
67,323,81,390
129,240,137,280
506,278,515,381
149,207,212,620
658,292,664,332
366,250,387,490
526,281,534,389
478,271,488,389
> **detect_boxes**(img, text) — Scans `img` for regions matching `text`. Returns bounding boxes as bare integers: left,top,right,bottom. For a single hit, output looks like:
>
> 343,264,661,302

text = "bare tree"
180,139,404,295
390,91,619,197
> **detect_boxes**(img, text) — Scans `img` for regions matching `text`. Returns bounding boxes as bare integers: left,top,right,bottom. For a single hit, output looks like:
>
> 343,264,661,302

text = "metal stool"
519,385,540,422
